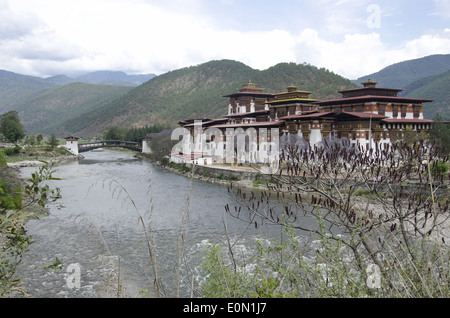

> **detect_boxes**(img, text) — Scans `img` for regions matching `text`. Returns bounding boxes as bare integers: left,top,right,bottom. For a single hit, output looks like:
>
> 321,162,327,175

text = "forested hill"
354,54,450,89
16,83,133,136
5,56,448,137
0,70,55,113
72,60,357,136
402,70,450,120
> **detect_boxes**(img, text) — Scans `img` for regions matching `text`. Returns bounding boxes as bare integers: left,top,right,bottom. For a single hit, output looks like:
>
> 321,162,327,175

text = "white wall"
65,140,78,155
142,140,152,153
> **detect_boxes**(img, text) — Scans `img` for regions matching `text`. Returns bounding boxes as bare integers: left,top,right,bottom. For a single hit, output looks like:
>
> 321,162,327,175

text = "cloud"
433,0,450,17
1,0,450,79
293,28,450,79
294,29,388,79
0,3,41,41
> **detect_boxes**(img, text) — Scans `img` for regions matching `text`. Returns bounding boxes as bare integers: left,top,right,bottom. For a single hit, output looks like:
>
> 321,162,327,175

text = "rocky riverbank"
6,154,83,168
135,153,266,190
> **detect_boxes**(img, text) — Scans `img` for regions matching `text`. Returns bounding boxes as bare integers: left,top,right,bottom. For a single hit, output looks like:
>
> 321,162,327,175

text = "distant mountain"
402,70,450,120
15,82,133,135
44,75,75,85
69,60,357,136
0,70,56,114
354,54,450,89
4,55,448,138
72,71,156,87
0,69,155,135
0,68,156,112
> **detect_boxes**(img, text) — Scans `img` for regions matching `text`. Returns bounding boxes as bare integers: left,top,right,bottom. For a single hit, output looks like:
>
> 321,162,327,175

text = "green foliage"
3,57,450,136
124,124,171,142
200,217,449,298
0,111,25,143
0,210,34,296
103,126,127,140
0,153,6,167
1,160,61,296
3,145,21,156
25,135,36,146
355,54,450,90
23,161,61,208
0,155,23,211
13,82,132,136
36,134,43,145
103,123,170,142
0,181,22,211
168,162,191,173
200,244,252,298
430,115,450,154
44,257,63,272
404,70,450,121
0,70,55,115
46,134,59,148
431,160,448,179
58,60,357,136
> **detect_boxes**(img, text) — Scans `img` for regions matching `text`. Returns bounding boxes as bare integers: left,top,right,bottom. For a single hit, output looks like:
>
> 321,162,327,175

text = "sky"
1,0,449,80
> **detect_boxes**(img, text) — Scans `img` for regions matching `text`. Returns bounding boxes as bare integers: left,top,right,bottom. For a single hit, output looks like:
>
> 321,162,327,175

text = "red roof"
339,87,403,94
313,95,433,105
182,118,228,127
335,112,388,119
225,110,269,118
223,91,274,98
280,111,387,121
279,112,333,120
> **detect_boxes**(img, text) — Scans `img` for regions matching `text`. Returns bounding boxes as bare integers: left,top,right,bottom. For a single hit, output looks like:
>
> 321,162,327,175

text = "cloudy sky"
1,0,449,80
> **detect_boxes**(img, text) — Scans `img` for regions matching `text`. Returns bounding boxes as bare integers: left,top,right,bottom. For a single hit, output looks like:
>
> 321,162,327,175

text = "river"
15,149,303,298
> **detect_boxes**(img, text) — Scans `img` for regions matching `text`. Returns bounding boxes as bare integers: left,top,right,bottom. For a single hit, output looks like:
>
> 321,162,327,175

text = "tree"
147,129,177,161
47,134,59,148
36,134,43,145
0,111,25,143
25,135,36,146
104,126,126,141
430,115,450,154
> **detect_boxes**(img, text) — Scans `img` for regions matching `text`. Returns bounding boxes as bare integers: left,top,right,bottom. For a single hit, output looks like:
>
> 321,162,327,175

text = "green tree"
36,134,43,145
430,115,450,154
26,135,36,146
0,111,25,143
104,126,126,140
47,134,59,148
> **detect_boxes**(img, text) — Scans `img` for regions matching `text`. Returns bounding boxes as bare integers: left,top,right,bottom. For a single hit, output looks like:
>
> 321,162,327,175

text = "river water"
15,150,304,298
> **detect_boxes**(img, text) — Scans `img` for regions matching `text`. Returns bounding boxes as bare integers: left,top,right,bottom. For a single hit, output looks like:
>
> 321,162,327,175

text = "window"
392,105,399,118
414,106,421,118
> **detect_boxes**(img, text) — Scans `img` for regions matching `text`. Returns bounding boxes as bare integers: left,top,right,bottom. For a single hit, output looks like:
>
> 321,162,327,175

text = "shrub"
3,145,21,156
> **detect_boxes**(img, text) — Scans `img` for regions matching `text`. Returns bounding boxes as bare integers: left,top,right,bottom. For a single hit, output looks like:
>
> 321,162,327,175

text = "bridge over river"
78,140,142,153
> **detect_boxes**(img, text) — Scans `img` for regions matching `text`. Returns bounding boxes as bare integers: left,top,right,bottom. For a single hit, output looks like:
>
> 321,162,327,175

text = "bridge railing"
78,140,142,152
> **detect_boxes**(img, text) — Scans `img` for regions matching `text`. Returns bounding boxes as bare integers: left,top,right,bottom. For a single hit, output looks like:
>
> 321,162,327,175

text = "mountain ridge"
70,60,357,136
1,56,449,138
354,54,450,89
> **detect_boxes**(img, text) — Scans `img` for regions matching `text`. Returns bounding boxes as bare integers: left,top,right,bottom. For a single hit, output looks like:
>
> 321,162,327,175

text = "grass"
1,145,73,163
